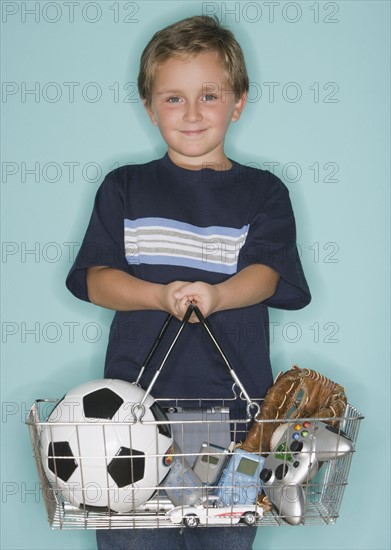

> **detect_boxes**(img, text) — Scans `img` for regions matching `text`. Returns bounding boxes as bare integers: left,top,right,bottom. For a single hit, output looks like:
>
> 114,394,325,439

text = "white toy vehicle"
166,495,263,528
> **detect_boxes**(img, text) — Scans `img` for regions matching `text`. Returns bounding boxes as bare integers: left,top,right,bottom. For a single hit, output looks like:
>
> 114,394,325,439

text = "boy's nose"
183,102,202,123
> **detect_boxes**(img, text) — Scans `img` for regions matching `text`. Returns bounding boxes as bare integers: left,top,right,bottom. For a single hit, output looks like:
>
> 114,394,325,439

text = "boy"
66,15,310,550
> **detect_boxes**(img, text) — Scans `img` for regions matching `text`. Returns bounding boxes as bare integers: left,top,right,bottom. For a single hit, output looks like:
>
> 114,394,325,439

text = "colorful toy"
166,495,262,527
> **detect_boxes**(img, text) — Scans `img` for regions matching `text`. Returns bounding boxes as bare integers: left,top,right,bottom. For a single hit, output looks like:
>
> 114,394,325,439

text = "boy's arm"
173,265,280,321
86,266,189,318
86,264,279,320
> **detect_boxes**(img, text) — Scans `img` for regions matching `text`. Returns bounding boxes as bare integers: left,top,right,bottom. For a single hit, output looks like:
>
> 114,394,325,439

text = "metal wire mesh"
26,399,363,530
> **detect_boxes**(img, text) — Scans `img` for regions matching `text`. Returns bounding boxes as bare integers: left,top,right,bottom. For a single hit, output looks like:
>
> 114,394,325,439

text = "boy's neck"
167,151,233,171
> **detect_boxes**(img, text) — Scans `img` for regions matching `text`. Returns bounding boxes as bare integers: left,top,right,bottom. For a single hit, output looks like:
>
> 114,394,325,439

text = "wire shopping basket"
27,305,364,530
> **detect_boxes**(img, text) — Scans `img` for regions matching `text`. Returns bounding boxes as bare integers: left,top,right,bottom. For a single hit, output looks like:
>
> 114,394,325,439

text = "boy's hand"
160,281,201,321
173,282,219,323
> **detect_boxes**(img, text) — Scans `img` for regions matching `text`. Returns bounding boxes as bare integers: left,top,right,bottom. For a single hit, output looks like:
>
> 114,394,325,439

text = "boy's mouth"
180,129,207,137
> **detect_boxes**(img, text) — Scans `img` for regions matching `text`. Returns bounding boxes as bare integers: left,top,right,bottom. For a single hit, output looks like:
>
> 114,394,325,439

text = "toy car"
166,495,263,528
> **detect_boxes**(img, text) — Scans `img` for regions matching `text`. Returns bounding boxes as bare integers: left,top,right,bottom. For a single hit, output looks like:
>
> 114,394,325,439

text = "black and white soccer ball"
40,379,173,512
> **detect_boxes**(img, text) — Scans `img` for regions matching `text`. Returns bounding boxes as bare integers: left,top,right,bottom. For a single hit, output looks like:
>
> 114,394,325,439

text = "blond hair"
138,15,249,107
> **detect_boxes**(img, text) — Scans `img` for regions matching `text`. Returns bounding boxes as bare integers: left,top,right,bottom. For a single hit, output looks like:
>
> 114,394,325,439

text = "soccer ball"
40,379,173,512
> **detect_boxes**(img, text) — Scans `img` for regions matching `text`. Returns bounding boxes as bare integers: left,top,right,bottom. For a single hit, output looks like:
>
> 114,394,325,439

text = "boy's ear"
142,98,158,126
231,92,247,122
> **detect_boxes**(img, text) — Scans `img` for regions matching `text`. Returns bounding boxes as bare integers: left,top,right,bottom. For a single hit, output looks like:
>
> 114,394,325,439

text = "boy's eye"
202,94,217,102
167,96,182,103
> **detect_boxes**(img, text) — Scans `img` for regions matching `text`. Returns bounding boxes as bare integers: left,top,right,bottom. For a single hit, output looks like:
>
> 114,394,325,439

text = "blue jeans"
96,527,256,549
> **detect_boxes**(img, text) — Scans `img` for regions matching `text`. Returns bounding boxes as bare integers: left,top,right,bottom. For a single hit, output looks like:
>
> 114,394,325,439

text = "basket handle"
135,304,260,419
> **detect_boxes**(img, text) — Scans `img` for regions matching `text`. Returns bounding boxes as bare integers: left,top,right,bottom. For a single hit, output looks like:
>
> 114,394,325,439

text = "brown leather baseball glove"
240,364,348,454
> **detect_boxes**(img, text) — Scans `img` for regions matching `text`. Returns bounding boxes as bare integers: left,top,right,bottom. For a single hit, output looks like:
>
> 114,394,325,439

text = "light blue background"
1,1,389,549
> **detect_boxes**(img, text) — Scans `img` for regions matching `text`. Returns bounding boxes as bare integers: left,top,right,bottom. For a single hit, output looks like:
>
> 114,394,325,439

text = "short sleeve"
237,172,311,310
66,171,132,302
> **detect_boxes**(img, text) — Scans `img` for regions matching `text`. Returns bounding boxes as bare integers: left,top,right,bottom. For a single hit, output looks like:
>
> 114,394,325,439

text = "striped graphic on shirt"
124,217,249,274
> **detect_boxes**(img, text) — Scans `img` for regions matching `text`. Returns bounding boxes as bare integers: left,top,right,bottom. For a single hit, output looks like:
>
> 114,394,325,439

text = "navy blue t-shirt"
66,153,310,402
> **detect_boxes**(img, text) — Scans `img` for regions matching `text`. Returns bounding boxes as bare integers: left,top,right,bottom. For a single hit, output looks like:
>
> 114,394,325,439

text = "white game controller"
260,421,353,525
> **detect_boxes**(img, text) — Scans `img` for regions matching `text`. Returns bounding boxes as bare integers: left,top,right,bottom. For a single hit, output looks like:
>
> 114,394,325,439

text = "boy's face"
143,51,246,170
